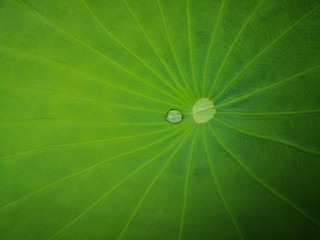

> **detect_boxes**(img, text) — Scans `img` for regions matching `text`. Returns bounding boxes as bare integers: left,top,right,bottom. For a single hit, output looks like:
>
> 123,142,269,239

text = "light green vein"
202,0,225,97
0,124,178,161
22,84,161,113
208,0,265,98
186,0,198,98
209,125,320,228
214,118,320,157
48,124,190,240
12,0,186,106
178,126,199,240
0,123,188,211
0,119,168,126
213,4,320,102
203,131,243,240
218,109,320,117
0,44,188,110
6,85,165,114
156,0,194,98
82,0,189,105
216,64,320,110
123,0,193,103
118,124,194,240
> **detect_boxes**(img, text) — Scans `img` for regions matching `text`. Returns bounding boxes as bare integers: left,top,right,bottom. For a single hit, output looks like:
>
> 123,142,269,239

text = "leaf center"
192,98,216,124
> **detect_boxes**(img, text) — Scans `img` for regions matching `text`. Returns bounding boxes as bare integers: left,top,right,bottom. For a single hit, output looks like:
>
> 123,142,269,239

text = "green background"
1,0,320,239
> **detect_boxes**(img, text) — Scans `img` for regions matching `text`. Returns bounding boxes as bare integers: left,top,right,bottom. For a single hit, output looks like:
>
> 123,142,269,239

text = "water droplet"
166,109,183,123
192,98,216,124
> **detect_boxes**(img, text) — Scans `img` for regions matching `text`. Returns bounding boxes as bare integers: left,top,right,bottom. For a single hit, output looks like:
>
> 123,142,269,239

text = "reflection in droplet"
166,109,183,123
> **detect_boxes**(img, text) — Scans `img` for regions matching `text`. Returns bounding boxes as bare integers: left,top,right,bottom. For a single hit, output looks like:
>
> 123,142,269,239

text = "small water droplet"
166,109,183,123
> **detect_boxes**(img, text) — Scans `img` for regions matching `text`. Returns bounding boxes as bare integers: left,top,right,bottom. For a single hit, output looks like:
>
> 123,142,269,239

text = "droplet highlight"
192,98,216,124
166,109,183,123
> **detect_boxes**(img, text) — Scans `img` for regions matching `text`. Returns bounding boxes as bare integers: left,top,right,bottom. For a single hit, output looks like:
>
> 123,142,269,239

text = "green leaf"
1,0,320,239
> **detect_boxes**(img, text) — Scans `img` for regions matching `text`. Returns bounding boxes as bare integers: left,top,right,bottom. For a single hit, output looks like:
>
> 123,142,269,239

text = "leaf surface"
1,0,320,239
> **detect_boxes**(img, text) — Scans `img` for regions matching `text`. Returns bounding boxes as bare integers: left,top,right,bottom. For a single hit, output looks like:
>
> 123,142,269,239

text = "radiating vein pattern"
209,124,320,228
203,131,244,240
208,0,265,97
82,0,191,104
1,0,320,240
12,0,188,106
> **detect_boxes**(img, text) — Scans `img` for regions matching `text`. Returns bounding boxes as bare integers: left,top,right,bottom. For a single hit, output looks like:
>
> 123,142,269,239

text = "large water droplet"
192,98,216,124
166,109,183,123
